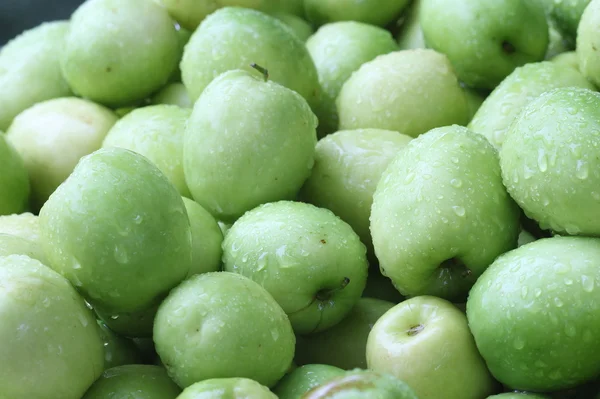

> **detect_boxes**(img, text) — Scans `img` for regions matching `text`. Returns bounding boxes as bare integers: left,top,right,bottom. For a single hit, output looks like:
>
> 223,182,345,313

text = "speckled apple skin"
178,377,277,399
0,212,40,244
82,365,181,398
0,133,30,216
304,0,411,27
0,234,46,264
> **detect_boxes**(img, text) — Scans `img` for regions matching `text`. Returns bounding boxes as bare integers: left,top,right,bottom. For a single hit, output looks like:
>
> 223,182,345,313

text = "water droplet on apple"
564,324,576,337
452,206,465,217
520,286,528,299
592,192,600,201
513,336,525,350
450,157,459,164
565,224,581,235
535,359,547,368
134,215,143,224
575,160,589,180
522,166,534,180
77,312,89,327
554,297,564,307
450,178,462,188
534,288,542,297
537,150,548,172
556,263,570,274
110,315,119,320
113,245,129,264
564,278,573,285
581,275,595,292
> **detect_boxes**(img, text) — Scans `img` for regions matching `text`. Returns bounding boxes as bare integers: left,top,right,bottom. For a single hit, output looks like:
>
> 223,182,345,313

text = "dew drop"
452,206,466,217
581,275,595,292
565,324,576,337
450,178,462,188
521,286,528,299
564,278,573,285
554,297,563,307
113,245,129,264
537,150,548,172
534,288,542,297
513,336,525,350
404,172,416,184
575,160,589,180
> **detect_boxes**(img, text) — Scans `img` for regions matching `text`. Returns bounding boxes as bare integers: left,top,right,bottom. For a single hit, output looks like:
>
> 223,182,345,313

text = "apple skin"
0,21,71,131
272,13,314,42
577,0,600,87
552,0,592,41
0,212,39,244
487,394,549,399
0,254,104,399
367,296,496,399
184,69,317,223
96,320,144,370
177,377,277,399
0,133,30,216
95,301,160,339
397,0,426,50
151,83,192,109
153,272,295,388
39,147,192,314
500,87,600,237
468,61,594,149
420,0,549,89
222,201,368,334
467,236,600,392
551,51,580,70
0,233,46,264
337,49,470,138
370,125,521,302
7,97,118,209
273,364,346,399
304,0,411,27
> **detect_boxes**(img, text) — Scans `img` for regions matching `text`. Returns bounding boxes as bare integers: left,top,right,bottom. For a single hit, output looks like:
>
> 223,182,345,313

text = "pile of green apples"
2,0,600,397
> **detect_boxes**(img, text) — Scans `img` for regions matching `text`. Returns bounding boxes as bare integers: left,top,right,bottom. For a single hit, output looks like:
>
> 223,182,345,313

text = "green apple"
552,0,591,42
305,22,398,136
95,301,160,338
184,69,317,222
96,320,144,369
0,21,71,131
302,369,418,399
177,377,277,399
371,125,521,302
82,365,181,398
295,298,394,369
0,254,104,399
222,201,368,334
0,133,29,216
420,0,549,89
577,0,600,87
272,13,314,42
7,97,118,209
396,0,425,50
467,236,600,391
0,233,46,264
500,87,600,236
367,296,496,399
464,88,487,121
551,51,580,69
300,129,411,257
304,0,411,27
468,61,594,149
102,104,191,197
218,221,232,237
273,364,346,399
169,25,192,84
0,212,39,244
518,229,537,247
180,7,320,108
153,272,295,388
152,83,193,109
337,49,470,138
545,18,572,60
39,147,192,314
182,197,223,277
61,0,180,107
488,394,550,399
362,268,404,303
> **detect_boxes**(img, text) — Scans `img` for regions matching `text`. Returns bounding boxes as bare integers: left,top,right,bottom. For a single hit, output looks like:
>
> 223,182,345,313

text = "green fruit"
96,320,144,369
304,0,411,27
154,272,295,388
169,26,192,84
500,87,600,236
273,364,345,399
177,377,277,399
222,201,368,334
181,7,320,108
420,0,549,89
371,125,520,301
7,97,118,209
272,13,314,42
82,365,181,398
96,302,159,338
467,236,600,391
61,0,180,107
0,132,29,215
551,51,580,69
0,255,104,399
397,0,426,50
337,49,470,138
577,0,600,87
0,212,39,244
301,129,411,257
552,0,591,41
0,233,46,264
0,21,71,131
184,69,317,222
102,105,191,197
464,88,487,121
306,22,398,136
39,147,192,314
468,61,595,149
295,298,395,370
151,83,193,109
545,18,572,60
487,394,550,399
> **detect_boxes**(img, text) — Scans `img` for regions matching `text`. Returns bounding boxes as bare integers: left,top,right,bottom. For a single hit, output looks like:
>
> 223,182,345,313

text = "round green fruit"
177,377,277,399
151,83,193,109
0,233,46,264
304,0,411,27
487,394,550,399
577,0,600,87
0,212,39,244
95,302,160,339
272,13,314,42
0,132,29,215
96,320,143,369
273,364,346,399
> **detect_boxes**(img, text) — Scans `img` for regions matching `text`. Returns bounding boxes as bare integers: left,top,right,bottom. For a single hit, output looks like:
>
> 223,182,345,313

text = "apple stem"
315,277,350,301
250,63,269,81
407,324,424,336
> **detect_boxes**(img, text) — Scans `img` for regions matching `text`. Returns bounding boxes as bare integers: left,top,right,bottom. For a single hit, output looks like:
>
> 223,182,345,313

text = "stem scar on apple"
250,63,269,81
407,324,425,336
315,277,351,301
441,257,472,278
502,40,516,54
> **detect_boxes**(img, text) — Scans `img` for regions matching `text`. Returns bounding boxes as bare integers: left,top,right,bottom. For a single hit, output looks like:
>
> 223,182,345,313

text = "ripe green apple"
102,104,191,197
397,0,425,50
552,0,591,41
488,394,550,399
96,320,143,369
500,87,600,236
295,298,395,369
273,364,346,399
151,83,193,109
304,0,411,27
420,0,549,89
184,69,317,222
551,51,580,69
177,377,277,399
61,0,180,107
371,125,521,302
467,236,600,391
0,21,71,131
337,49,470,138
272,13,314,42
305,22,398,136
300,129,411,258
367,296,496,399
0,133,29,216
0,233,46,264
0,254,104,399
577,0,600,87
95,301,160,338
464,88,487,122
180,7,320,108
82,365,181,398
545,18,571,60
7,97,118,209
154,272,295,388
468,61,594,149
0,212,39,244
39,147,192,314
222,201,368,334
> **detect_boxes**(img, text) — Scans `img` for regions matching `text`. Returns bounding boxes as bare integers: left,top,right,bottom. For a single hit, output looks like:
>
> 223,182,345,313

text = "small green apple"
304,0,411,27
337,49,470,138
222,201,368,334
177,377,277,399
420,0,549,89
551,51,580,69
0,233,46,263
184,69,317,222
577,0,600,87
371,125,521,301
153,272,295,388
82,365,181,398
367,296,496,399
96,320,144,370
273,364,346,399
151,83,193,109
467,236,600,391
7,97,118,209
0,254,104,399
61,0,180,107
0,212,39,244
272,13,314,42
500,87,600,236
545,18,572,60
397,0,425,50
552,0,591,42
487,394,550,399
0,133,29,216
